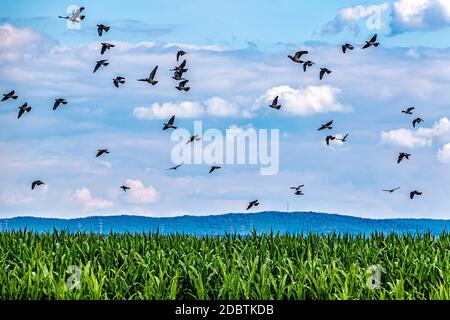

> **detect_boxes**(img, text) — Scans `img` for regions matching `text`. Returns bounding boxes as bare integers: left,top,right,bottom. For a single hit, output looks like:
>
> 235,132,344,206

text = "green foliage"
1,231,450,300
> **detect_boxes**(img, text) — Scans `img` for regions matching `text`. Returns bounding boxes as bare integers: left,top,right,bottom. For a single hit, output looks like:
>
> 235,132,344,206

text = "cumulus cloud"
381,128,432,148
0,23,55,52
437,143,450,163
258,85,351,116
0,192,33,205
204,97,240,118
125,179,159,204
73,187,114,211
416,117,450,138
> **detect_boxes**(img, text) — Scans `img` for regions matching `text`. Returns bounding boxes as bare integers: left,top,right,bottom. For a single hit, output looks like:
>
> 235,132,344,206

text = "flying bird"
269,96,281,110
163,115,177,130
342,43,354,54
93,60,109,73
31,180,45,190
382,187,400,193
402,107,415,115
53,98,67,110
320,68,332,80
172,60,188,73
294,190,304,196
325,135,336,146
138,66,158,85
17,103,31,119
2,90,18,102
209,166,221,173
113,76,125,88
167,164,182,171
362,34,379,49
288,50,308,63
303,60,315,72
397,152,411,164
97,24,110,36
410,190,422,199
100,42,115,55
172,71,186,81
58,6,85,22
96,149,109,157
290,185,304,192
176,80,190,92
176,50,186,61
120,185,130,192
338,134,349,142
246,200,259,210
318,120,333,131
186,135,201,144
412,118,424,128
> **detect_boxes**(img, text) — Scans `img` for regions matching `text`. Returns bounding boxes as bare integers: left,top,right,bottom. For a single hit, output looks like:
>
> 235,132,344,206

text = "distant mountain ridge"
2,211,450,235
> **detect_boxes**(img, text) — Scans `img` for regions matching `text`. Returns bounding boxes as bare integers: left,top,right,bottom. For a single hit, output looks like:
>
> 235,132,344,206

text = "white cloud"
258,85,351,116
0,192,33,205
437,143,450,163
381,128,431,148
416,117,450,138
73,187,114,211
204,97,240,118
133,101,204,120
0,23,54,52
125,179,159,204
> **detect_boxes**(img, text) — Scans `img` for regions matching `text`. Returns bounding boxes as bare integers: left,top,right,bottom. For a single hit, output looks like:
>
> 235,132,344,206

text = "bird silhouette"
209,166,221,173
53,98,67,110
176,80,190,92
96,149,109,157
167,164,183,170
288,50,308,63
397,152,411,164
246,200,259,210
290,185,304,191
186,135,201,144
338,133,349,142
176,50,186,61
93,60,109,73
18,103,31,119
138,66,158,85
120,185,130,192
58,7,85,22
410,190,422,199
318,120,333,131
269,96,281,110
303,60,315,72
326,135,336,145
2,90,18,102
31,180,45,190
172,60,188,73
294,190,304,196
402,107,415,115
342,43,354,53
382,187,400,193
362,34,379,49
320,68,332,80
97,24,110,36
172,71,186,81
412,118,424,128
113,76,125,88
163,115,177,130
100,42,115,55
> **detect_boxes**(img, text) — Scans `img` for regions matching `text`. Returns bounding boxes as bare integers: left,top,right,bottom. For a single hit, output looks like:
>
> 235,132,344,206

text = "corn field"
1,231,450,300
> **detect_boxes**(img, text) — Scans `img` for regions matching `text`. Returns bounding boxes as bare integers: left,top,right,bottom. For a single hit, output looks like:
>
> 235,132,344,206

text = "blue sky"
1,0,450,218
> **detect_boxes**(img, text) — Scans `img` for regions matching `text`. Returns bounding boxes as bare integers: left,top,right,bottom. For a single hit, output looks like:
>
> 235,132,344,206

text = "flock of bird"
1,8,426,213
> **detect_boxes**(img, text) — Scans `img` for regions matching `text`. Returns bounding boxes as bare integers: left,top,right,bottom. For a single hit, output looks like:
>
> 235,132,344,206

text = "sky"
1,0,450,219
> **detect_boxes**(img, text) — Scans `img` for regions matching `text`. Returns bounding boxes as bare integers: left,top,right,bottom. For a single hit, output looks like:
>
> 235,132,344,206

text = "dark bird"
269,96,281,110
113,76,126,88
176,80,190,92
209,166,221,173
93,59,109,73
120,185,130,192
18,103,31,119
100,42,115,55
402,107,415,115
320,68,332,80
290,185,304,191
186,135,201,144
53,98,67,110
288,50,308,63
96,149,109,157
410,190,422,199
303,60,315,72
325,135,336,146
294,190,304,196
97,24,110,36
171,60,188,73
362,34,379,49
176,50,187,61
138,66,158,85
382,187,400,193
172,70,186,81
342,43,354,54
167,164,182,170
412,118,424,128
397,152,411,164
246,200,259,210
163,115,177,130
318,120,333,131
31,180,45,190
58,6,85,22
338,133,349,142
2,90,18,102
